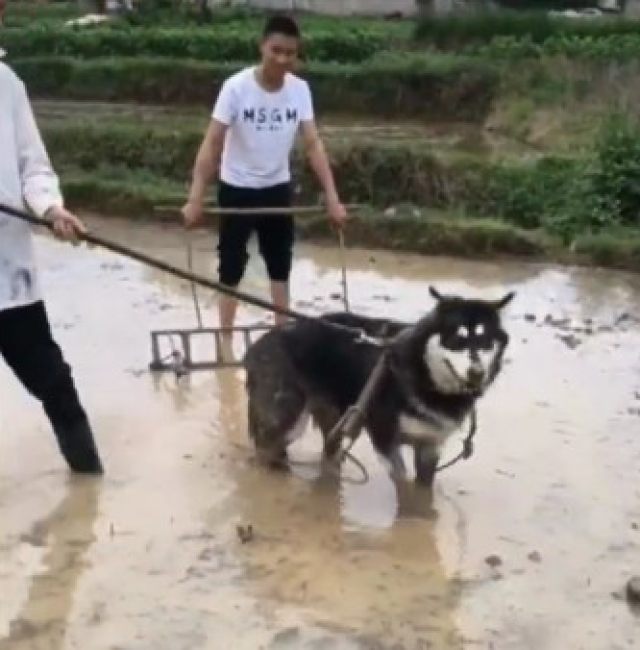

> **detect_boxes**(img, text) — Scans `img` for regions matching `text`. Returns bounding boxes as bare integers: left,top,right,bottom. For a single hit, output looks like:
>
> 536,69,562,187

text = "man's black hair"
263,14,301,39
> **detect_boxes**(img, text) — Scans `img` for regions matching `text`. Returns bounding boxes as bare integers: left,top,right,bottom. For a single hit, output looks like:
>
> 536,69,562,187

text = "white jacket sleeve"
13,78,64,218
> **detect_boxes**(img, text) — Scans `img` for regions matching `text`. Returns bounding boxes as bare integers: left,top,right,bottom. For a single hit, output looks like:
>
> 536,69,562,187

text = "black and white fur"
242,287,514,487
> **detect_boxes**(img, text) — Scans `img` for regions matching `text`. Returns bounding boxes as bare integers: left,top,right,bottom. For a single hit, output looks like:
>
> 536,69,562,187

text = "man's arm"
298,81,346,227
13,74,86,239
300,119,346,227
182,78,235,228
300,120,339,202
13,77,64,219
186,119,228,206
182,119,227,228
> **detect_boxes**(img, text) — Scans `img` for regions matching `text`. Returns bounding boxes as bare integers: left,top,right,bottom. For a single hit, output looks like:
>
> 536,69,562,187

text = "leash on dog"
435,408,477,472
337,228,350,313
322,349,391,484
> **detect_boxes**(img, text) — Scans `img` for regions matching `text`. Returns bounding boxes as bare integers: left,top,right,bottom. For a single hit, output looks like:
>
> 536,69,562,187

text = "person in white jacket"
0,60,103,474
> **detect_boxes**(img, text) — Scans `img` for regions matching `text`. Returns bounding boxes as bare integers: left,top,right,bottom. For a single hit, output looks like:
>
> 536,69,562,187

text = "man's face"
260,33,300,77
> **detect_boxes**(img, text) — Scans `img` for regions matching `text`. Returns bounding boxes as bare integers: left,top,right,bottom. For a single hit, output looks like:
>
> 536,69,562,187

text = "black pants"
217,181,294,286
0,301,103,473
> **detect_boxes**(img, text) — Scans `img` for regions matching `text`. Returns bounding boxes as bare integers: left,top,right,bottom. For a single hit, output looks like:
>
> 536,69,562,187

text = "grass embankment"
5,4,639,270
37,113,640,271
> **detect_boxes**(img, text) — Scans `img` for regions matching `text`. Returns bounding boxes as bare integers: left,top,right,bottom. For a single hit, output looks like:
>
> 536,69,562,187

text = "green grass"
59,167,549,258
58,167,640,270
572,229,640,269
414,12,640,47
11,55,497,122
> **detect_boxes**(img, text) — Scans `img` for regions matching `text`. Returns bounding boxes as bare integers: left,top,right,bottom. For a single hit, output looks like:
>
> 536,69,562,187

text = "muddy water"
1,216,638,650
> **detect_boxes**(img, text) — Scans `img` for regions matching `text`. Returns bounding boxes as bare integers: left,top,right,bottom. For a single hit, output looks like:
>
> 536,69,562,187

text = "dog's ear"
429,286,444,302
493,291,515,311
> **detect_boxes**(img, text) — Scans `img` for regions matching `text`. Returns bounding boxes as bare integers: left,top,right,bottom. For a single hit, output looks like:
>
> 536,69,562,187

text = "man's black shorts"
216,180,294,287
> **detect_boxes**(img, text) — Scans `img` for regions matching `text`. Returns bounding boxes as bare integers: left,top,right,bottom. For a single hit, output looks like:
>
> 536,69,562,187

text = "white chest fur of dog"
397,410,460,447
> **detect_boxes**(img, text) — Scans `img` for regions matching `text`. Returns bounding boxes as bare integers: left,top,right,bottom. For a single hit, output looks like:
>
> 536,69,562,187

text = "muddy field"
1,216,638,650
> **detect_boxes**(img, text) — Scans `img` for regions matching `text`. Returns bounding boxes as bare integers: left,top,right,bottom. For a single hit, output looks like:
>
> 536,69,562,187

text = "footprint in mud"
269,627,410,650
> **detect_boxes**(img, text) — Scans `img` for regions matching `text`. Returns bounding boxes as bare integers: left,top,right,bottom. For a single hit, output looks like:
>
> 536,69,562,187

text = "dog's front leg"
414,443,439,488
388,447,408,481
390,447,437,520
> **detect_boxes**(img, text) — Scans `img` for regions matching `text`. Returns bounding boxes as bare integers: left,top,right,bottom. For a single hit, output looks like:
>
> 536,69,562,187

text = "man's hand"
46,206,87,243
326,195,347,229
181,199,204,230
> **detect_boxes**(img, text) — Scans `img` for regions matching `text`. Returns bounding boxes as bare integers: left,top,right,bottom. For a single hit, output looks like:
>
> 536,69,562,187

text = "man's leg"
0,302,103,474
257,215,295,325
216,215,253,335
216,182,255,335
255,183,294,326
270,281,289,326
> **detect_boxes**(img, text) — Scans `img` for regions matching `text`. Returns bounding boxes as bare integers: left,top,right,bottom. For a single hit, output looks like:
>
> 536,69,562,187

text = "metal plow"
149,324,272,373
148,231,273,373
146,203,356,375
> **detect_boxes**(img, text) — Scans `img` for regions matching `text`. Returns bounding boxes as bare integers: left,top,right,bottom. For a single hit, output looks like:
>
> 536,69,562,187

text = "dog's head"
406,286,515,396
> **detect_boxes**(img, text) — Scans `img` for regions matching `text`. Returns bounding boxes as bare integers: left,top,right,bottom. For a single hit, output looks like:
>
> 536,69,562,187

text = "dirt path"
1,216,638,649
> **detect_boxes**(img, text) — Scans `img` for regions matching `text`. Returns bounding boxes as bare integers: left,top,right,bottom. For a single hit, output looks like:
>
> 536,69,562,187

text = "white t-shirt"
0,62,64,312
212,66,314,189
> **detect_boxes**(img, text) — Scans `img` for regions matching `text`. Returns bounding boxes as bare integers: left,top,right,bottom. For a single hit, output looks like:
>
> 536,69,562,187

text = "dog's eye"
475,323,485,336
455,325,468,339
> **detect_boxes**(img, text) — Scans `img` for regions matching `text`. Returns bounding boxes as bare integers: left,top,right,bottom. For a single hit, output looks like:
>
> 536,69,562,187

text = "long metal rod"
154,203,365,217
0,203,358,335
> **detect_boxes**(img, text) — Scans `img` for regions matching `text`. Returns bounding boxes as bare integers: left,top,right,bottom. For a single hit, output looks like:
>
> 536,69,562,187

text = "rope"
435,407,477,472
185,231,204,330
337,228,350,313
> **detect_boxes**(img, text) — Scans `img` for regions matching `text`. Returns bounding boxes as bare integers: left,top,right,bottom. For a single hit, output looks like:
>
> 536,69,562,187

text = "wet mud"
1,216,639,649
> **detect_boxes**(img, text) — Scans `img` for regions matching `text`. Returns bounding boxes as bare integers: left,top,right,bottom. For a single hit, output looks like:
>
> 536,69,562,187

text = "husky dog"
243,287,514,487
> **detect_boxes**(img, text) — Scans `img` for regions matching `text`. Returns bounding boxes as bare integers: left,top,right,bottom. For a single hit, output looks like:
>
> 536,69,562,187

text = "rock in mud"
271,627,300,645
557,333,582,349
626,577,640,605
485,554,503,569
528,551,542,563
545,315,571,329
236,524,254,544
524,313,536,323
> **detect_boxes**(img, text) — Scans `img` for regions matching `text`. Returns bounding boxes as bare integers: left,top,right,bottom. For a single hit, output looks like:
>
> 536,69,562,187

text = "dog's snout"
467,366,485,384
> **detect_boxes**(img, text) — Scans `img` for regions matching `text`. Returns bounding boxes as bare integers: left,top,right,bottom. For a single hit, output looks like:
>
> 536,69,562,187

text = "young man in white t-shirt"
182,15,347,332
